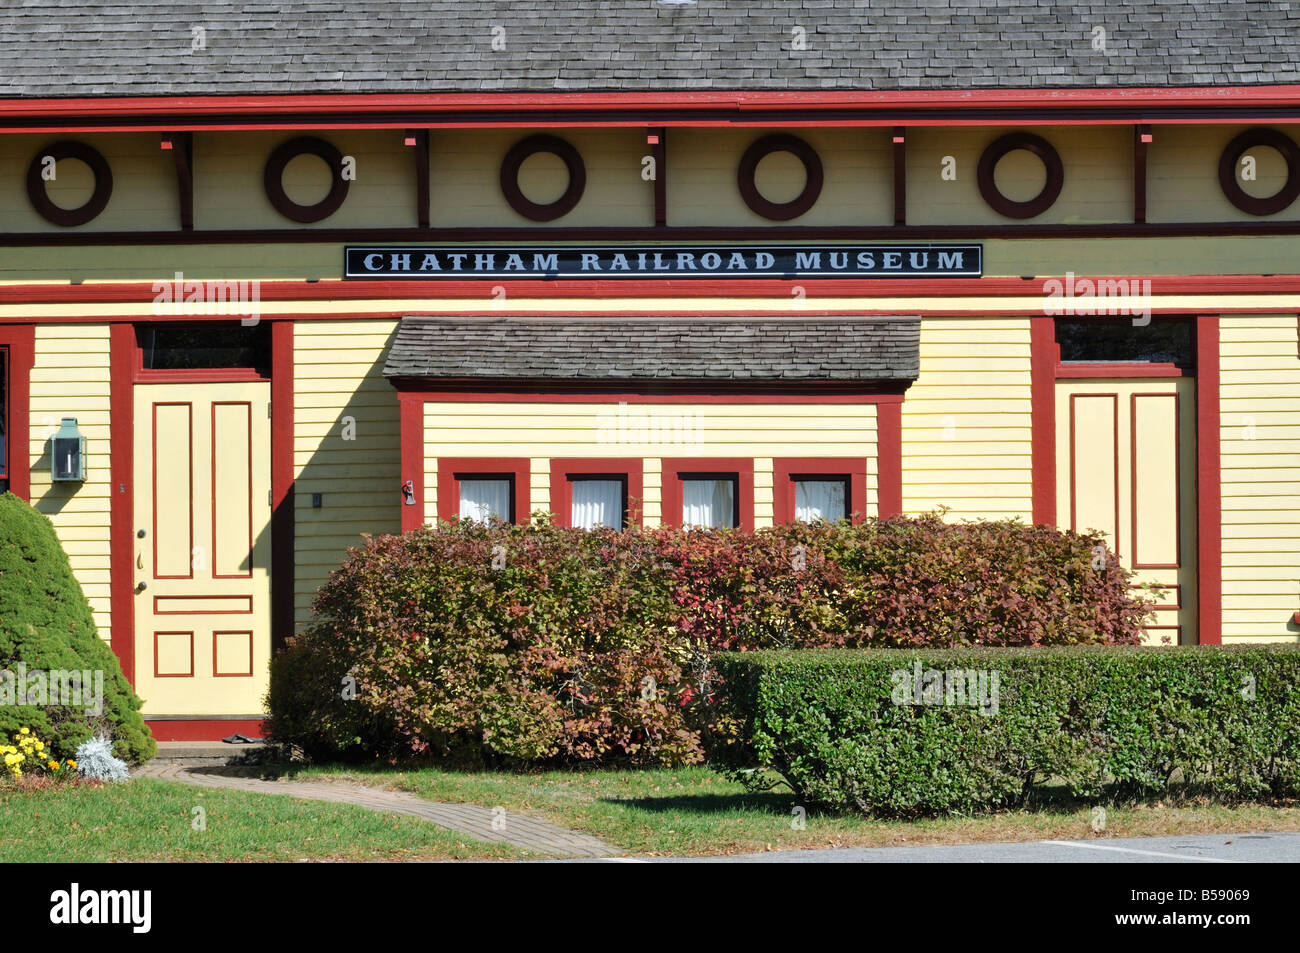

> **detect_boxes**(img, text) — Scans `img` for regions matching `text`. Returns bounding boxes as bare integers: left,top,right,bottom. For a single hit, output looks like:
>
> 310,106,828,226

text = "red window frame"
134,322,271,383
549,457,643,529
661,457,754,531
772,457,869,524
1053,315,1195,379
436,457,531,524
0,325,34,501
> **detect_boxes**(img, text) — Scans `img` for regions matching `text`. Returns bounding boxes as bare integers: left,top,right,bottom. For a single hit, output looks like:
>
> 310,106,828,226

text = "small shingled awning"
382,315,920,383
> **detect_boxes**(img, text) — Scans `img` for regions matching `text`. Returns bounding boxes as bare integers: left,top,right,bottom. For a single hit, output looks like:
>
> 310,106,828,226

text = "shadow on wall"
287,323,403,643
30,437,80,516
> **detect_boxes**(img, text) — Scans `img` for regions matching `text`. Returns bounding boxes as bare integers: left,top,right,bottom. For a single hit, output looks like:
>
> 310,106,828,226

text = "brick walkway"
135,763,621,858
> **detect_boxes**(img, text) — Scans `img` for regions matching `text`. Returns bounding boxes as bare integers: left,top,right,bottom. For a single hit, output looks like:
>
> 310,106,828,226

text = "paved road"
593,832,1300,863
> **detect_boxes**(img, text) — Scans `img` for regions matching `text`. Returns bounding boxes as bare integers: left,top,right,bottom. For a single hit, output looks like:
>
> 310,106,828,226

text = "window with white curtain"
794,478,848,523
681,477,736,529
459,477,512,522
570,477,625,530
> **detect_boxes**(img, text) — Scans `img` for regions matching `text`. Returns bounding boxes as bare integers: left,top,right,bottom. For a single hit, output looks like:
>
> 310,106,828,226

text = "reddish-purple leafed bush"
267,514,1150,766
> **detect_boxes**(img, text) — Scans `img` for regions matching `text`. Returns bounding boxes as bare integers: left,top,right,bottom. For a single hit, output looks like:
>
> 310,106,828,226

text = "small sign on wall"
344,244,982,279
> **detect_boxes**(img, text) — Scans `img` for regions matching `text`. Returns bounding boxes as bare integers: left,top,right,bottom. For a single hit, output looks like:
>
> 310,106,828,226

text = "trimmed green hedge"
0,492,155,763
714,646,1300,816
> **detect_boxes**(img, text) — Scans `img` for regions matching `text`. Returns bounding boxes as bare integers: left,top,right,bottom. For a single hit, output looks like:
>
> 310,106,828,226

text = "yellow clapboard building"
0,1,1297,739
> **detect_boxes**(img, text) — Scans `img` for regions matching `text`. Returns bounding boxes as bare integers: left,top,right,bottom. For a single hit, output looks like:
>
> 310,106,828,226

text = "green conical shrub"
0,491,154,763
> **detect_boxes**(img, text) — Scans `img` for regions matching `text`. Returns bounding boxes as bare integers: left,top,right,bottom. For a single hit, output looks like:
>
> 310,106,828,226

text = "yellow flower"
47,761,58,770
68,760,77,769
19,727,29,735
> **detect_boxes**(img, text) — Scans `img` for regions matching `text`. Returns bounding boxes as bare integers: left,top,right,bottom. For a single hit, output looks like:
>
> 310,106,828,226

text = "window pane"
682,478,735,528
795,479,847,522
139,323,271,372
571,478,624,530
459,478,511,522
1056,319,1193,366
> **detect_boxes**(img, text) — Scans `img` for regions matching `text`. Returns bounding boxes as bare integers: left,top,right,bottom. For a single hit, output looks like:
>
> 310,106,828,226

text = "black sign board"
344,244,982,279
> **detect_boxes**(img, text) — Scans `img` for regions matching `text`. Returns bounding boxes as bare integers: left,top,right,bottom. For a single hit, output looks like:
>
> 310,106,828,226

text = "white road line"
1040,840,1239,863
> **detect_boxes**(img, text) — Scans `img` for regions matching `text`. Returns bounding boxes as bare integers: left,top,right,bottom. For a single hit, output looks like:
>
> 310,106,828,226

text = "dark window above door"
1055,318,1194,369
138,323,271,375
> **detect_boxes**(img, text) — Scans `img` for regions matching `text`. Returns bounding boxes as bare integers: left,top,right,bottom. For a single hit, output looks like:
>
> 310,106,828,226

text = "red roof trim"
5,86,1300,116
1,274,1299,304
2,86,1300,130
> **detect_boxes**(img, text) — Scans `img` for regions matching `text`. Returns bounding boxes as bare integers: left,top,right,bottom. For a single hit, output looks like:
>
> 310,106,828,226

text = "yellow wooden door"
132,382,272,715
1055,378,1198,644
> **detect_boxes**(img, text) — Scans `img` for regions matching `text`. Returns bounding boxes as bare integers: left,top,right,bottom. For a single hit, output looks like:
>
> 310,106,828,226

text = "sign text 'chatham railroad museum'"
344,244,983,280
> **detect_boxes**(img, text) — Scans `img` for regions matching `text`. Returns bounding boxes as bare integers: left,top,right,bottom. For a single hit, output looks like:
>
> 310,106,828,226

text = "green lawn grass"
293,763,1300,857
0,777,527,862
8,767,1299,861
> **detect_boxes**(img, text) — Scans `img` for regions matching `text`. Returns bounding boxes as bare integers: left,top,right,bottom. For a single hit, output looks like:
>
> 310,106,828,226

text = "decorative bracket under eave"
647,128,666,226
1135,124,1153,225
405,129,430,228
892,127,906,226
161,131,194,230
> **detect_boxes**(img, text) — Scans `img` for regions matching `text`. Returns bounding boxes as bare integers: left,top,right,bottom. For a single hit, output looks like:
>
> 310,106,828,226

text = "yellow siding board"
27,324,113,642
1224,566,1300,580
1223,551,1300,568
1221,537,1300,553
1221,468,1300,483
292,319,400,628
902,316,1033,521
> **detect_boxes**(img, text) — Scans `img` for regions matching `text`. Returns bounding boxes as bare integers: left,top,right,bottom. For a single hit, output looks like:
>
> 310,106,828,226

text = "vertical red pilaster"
399,391,425,533
108,323,135,684
270,319,294,652
1030,316,1058,526
1196,315,1222,645
0,323,34,502
876,396,903,518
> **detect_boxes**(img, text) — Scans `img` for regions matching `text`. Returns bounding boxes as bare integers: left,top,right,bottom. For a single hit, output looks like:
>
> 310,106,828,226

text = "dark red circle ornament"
737,134,824,221
1218,128,1300,216
500,135,587,221
26,141,113,226
263,136,350,223
976,132,1064,220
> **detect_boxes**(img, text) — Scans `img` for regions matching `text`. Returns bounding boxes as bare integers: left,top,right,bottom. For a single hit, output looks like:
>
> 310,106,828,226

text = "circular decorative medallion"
263,136,350,223
737,134,824,221
976,132,1064,220
499,135,587,221
1218,128,1300,216
26,141,113,226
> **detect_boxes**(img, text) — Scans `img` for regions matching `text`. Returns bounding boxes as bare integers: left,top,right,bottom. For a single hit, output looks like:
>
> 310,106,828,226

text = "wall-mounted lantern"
51,418,86,482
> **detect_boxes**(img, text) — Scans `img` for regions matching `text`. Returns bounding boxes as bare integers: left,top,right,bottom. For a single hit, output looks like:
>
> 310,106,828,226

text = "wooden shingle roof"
383,315,921,382
1,1,1297,98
